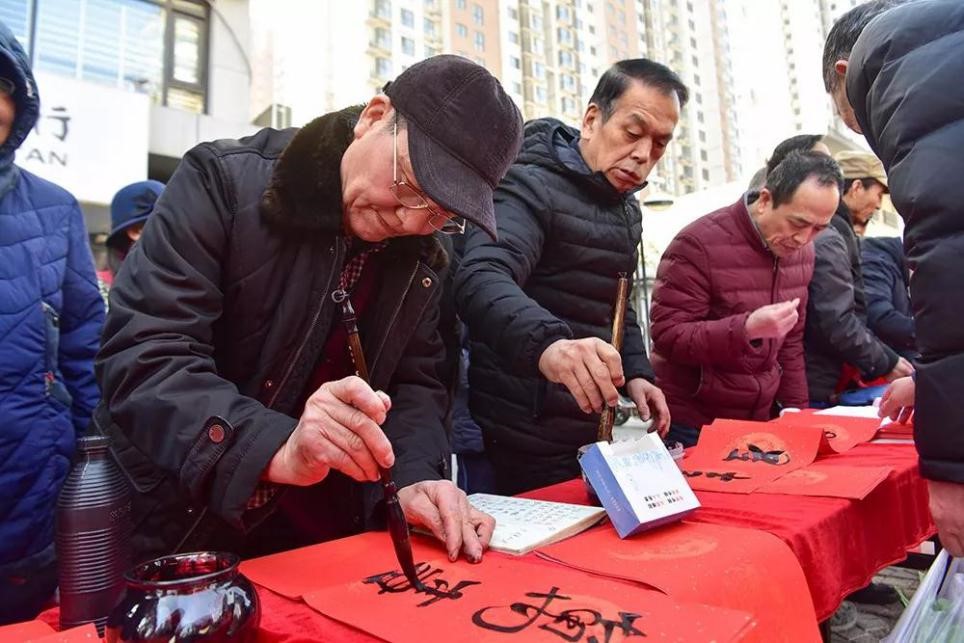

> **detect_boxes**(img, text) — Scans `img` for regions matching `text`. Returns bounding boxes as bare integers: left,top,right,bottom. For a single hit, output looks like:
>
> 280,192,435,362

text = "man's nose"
630,139,652,164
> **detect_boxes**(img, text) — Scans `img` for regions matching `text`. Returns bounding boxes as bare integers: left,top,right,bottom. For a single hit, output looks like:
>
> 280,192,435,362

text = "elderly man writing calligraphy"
94,56,523,563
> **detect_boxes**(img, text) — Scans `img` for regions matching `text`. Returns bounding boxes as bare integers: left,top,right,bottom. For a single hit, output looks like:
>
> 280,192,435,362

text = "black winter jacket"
804,209,897,402
848,0,964,483
93,107,450,560
454,119,653,494
833,203,867,316
861,236,916,359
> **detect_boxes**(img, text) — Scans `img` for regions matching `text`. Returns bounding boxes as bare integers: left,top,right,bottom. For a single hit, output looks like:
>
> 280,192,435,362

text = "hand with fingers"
398,480,495,563
263,376,395,486
878,375,915,424
626,378,671,436
538,337,625,414
928,480,964,557
884,356,915,382
745,298,800,341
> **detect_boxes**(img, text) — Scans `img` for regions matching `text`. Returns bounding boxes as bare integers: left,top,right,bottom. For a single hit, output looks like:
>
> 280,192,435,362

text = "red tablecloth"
39,444,933,640
520,443,934,621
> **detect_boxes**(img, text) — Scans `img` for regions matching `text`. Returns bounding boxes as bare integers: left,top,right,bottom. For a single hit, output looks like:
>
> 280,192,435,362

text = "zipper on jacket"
368,262,420,378
266,238,345,409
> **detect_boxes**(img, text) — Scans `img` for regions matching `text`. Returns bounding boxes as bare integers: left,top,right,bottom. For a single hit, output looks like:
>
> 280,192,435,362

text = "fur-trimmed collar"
259,105,447,271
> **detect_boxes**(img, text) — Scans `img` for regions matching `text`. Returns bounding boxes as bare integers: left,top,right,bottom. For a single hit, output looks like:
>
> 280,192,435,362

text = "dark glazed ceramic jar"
105,552,260,642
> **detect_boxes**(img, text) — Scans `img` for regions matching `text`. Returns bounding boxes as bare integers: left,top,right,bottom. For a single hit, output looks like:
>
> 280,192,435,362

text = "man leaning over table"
650,151,842,447
823,0,964,556
455,59,681,495
93,56,523,563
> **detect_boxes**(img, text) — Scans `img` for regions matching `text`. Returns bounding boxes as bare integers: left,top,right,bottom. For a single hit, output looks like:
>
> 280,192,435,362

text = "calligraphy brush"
597,273,630,443
334,292,426,592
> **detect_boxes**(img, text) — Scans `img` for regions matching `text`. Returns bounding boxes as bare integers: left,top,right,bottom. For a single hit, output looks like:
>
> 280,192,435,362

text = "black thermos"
56,435,132,634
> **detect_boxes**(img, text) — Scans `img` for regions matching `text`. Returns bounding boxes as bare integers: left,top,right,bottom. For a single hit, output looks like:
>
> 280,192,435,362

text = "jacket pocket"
41,302,72,408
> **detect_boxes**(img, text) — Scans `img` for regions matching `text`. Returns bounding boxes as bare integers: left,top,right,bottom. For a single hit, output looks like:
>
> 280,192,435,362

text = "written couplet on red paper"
242,531,754,642
681,419,824,493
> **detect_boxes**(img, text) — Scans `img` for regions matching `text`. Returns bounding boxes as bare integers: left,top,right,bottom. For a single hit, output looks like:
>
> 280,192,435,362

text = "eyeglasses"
391,122,465,235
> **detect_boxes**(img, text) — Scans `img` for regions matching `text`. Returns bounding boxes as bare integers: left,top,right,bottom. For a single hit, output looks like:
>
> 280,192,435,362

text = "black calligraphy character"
473,587,646,642
682,470,703,478
724,444,789,465
547,609,645,643
705,471,751,482
47,107,70,141
363,562,480,607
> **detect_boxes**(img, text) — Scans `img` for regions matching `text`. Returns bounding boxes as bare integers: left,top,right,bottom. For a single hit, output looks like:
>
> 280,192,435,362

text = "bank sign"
18,72,150,205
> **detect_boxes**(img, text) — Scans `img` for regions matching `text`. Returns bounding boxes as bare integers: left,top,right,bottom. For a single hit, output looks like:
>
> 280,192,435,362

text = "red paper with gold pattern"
756,463,893,499
681,419,824,493
769,413,881,453
537,521,819,643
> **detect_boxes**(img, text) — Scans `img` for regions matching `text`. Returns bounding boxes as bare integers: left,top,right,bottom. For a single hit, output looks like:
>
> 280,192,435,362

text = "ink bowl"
105,551,259,642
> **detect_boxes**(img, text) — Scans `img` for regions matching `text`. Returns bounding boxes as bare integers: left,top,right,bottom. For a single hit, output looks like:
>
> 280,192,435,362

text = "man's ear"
581,103,600,140
834,59,848,80
354,95,393,140
756,187,772,212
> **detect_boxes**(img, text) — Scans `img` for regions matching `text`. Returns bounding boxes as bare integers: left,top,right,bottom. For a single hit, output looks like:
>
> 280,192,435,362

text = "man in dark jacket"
94,56,523,562
455,60,682,494
804,151,912,404
861,236,917,359
0,24,104,623
823,0,964,555
652,152,841,446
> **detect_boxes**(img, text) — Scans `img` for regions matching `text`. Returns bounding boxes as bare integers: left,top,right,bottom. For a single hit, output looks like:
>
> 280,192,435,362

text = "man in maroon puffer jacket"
651,151,842,446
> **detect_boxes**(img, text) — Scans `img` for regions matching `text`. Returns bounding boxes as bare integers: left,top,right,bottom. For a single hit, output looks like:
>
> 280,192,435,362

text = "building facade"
0,0,256,251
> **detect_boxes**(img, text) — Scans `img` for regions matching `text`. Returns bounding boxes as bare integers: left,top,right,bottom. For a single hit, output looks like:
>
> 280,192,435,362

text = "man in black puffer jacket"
94,56,523,562
823,0,964,555
861,236,917,360
455,60,684,494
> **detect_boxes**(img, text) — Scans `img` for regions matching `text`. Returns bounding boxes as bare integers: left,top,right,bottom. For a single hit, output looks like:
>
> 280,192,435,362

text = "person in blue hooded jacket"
0,23,104,623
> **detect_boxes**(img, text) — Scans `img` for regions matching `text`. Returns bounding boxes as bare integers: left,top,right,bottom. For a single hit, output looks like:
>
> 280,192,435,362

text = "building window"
557,28,572,44
456,0,466,8
374,0,391,19
512,81,522,94
508,6,518,20
401,36,415,55
373,27,391,49
424,18,436,36
700,149,708,161
474,31,485,51
400,8,414,27
5,0,211,113
556,5,570,21
508,31,519,44
560,73,576,92
473,4,484,26
533,61,545,79
510,55,521,69
375,56,392,78
456,23,468,38
535,86,547,103
529,13,542,30
558,50,573,67
702,168,710,181
425,45,438,57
